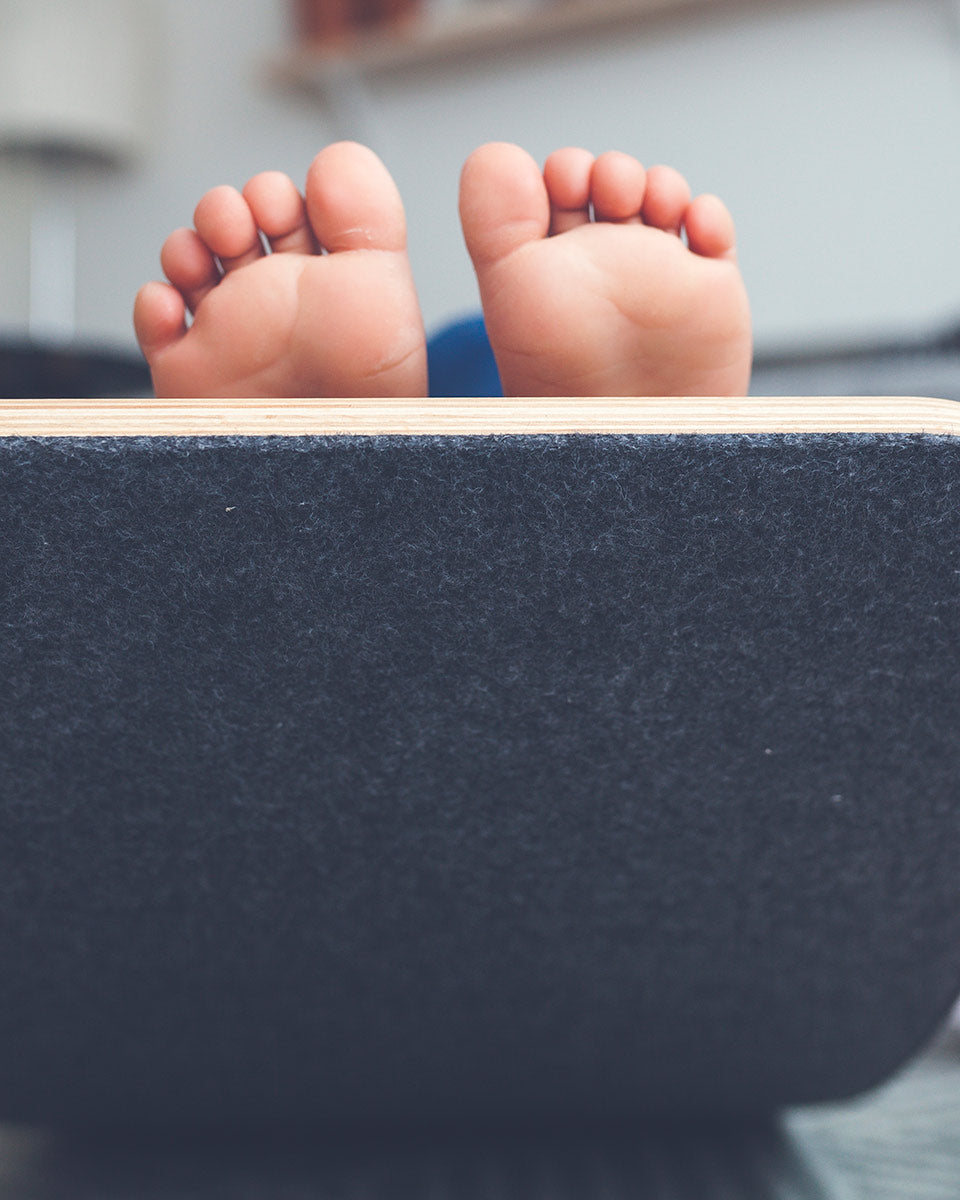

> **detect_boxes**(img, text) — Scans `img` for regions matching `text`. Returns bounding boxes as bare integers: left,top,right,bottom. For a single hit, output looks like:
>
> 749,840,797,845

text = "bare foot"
459,143,752,397
134,142,427,398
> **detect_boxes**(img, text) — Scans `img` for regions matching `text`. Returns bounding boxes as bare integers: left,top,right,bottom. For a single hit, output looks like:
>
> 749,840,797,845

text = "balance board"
2,396,960,1127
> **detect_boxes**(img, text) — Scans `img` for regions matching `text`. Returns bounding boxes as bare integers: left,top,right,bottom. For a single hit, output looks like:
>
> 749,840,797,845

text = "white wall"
3,0,960,358
373,0,960,351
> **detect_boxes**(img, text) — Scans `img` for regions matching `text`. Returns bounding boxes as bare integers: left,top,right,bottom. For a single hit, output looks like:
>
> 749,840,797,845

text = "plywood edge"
0,397,958,437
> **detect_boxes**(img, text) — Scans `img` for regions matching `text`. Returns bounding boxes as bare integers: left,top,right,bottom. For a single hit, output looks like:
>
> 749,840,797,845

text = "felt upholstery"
2,431,960,1127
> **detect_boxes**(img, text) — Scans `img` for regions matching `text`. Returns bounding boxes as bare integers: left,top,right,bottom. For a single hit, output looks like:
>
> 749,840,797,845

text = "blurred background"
2,0,960,394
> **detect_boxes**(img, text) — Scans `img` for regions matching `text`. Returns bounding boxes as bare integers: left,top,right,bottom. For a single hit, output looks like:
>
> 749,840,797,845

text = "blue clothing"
427,314,501,398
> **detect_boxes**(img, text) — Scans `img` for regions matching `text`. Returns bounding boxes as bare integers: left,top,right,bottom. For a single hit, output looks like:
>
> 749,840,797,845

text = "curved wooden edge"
0,397,959,437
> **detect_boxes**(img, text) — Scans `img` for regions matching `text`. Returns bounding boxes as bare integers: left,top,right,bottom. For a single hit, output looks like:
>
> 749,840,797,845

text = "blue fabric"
427,314,502,397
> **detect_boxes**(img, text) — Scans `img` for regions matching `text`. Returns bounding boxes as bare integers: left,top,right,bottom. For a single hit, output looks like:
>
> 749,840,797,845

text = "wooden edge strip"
0,397,958,437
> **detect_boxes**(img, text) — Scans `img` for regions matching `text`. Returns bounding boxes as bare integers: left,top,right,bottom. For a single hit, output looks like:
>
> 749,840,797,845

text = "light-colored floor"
786,1022,960,1200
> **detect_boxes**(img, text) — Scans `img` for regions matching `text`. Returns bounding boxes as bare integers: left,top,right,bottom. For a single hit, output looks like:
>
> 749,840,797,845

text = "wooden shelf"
269,0,725,87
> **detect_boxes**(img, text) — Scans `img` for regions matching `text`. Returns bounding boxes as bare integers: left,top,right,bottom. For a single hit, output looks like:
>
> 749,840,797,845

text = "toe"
243,171,317,255
543,147,593,235
590,151,646,224
683,193,737,259
194,185,265,272
460,142,550,269
641,165,692,235
160,227,220,314
134,280,187,362
305,141,407,254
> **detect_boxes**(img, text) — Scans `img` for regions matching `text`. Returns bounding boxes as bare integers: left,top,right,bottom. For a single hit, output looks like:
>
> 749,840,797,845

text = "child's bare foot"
459,143,751,397
134,142,427,398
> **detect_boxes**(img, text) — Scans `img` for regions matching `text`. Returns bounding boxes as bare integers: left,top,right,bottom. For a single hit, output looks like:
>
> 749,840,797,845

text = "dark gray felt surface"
2,1026,960,1198
3,431,960,1127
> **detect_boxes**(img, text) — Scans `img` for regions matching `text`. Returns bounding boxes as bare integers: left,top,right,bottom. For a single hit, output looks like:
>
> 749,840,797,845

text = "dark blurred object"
0,340,151,399
294,0,421,45
750,319,960,402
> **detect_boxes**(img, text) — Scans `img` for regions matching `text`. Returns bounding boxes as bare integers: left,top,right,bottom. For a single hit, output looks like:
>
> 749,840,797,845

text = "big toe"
305,141,407,254
459,142,550,270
